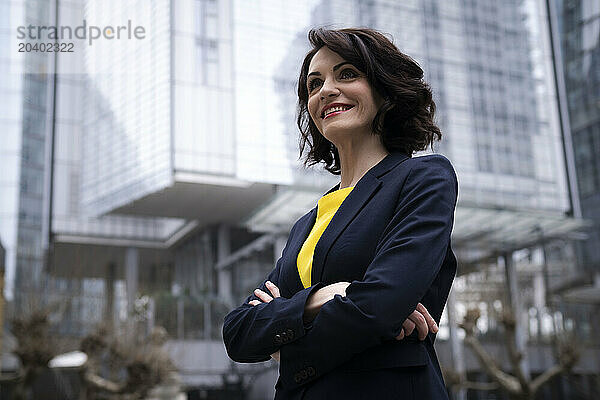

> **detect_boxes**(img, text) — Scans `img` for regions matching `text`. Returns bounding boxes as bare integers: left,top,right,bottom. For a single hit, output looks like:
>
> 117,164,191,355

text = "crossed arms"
251,280,438,362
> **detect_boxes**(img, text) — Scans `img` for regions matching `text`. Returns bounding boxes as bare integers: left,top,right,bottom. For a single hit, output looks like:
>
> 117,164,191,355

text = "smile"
321,103,354,119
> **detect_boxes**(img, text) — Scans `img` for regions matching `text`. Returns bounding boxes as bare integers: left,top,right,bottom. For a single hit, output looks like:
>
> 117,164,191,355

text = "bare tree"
459,307,579,400
79,325,181,400
0,308,59,400
0,305,181,400
442,366,500,393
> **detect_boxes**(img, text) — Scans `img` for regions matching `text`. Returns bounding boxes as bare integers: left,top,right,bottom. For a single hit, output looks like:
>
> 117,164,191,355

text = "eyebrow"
307,62,353,79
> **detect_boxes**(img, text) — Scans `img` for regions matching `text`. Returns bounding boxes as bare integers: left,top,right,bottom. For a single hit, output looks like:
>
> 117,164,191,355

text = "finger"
271,350,280,362
340,282,350,296
408,310,429,341
335,281,351,296
265,281,280,298
416,303,438,333
248,300,261,306
402,319,416,337
254,288,273,303
395,328,405,341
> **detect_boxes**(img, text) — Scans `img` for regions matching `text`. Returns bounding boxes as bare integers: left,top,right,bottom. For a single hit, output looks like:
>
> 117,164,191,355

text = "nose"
319,78,340,100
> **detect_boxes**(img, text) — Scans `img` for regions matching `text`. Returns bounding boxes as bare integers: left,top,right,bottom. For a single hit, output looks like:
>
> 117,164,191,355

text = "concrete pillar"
0,240,5,370
171,283,184,340
503,252,530,378
532,244,546,339
125,247,139,317
204,294,211,339
447,287,466,400
177,296,184,339
217,225,233,306
533,269,545,339
104,262,116,331
146,296,155,334
203,231,213,339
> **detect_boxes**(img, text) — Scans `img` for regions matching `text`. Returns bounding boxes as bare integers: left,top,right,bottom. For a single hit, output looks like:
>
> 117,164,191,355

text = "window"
195,0,220,86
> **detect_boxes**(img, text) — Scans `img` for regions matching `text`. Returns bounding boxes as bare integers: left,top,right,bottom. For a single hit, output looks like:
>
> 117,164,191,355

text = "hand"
394,303,438,341
303,281,351,324
248,281,282,362
248,280,280,306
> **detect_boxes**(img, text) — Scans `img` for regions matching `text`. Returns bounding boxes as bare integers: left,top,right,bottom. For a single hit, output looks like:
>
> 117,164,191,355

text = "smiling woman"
223,27,457,400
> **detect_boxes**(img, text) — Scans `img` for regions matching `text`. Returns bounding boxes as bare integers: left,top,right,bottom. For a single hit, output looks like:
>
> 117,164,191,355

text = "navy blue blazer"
223,152,458,400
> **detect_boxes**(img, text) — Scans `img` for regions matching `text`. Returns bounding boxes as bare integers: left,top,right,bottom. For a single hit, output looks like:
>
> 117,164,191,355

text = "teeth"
324,105,352,117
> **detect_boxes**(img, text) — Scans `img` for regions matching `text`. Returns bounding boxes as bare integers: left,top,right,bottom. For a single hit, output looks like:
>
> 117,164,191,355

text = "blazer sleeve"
278,155,458,388
222,221,325,363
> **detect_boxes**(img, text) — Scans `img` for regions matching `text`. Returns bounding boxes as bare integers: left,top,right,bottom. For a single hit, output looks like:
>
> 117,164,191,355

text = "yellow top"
297,186,354,288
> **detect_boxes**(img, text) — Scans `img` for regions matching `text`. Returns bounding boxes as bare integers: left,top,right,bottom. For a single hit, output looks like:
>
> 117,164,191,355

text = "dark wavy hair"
297,27,442,174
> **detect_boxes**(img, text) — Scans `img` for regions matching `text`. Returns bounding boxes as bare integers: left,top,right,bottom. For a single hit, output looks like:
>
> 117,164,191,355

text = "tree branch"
463,335,521,395
530,364,564,395
82,369,126,393
500,312,530,394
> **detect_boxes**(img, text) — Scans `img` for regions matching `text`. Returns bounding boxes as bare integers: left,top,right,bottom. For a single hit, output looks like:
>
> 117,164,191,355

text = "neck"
336,134,389,189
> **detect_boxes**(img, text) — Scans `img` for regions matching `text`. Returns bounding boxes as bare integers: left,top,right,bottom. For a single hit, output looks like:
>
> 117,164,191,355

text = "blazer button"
307,366,315,376
285,328,295,339
280,331,289,341
274,334,282,344
300,369,308,379
294,373,302,383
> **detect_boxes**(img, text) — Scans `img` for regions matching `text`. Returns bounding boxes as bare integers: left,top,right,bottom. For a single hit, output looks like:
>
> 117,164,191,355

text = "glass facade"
172,0,236,177
555,0,600,271
47,0,186,337
0,0,185,318
0,0,54,302
0,0,25,301
75,0,570,216
52,1,182,242
234,0,569,213
80,0,172,217
232,1,321,184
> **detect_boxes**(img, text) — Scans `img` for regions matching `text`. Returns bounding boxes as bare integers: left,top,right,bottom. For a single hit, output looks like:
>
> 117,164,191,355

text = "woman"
223,27,458,400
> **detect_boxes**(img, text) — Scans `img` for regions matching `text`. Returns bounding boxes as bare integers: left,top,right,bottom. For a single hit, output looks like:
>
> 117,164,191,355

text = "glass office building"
0,0,54,305
49,0,191,335
553,0,600,273
0,0,188,331
79,0,571,229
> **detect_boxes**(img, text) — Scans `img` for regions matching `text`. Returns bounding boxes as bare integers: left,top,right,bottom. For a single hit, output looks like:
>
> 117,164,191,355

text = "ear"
373,88,386,110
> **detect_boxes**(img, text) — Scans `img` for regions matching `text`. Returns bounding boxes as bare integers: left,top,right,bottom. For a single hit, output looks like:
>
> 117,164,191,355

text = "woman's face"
306,47,383,142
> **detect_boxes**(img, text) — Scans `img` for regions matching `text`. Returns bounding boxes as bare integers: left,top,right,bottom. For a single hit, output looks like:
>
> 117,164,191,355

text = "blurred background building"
0,0,598,399
553,0,600,291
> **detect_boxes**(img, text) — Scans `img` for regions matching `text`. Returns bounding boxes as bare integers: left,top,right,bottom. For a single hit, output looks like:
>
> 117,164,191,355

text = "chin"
322,121,360,136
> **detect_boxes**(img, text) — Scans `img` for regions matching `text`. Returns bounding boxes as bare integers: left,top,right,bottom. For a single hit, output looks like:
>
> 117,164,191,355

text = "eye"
339,68,358,79
308,78,323,92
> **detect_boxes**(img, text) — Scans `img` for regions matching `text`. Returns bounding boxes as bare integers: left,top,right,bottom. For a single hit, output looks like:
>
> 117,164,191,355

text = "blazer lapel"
311,152,410,283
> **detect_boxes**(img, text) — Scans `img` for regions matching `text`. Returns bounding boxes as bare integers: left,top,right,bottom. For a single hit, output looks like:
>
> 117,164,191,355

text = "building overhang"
48,219,199,278
243,185,325,233
453,202,591,271
561,285,600,304
244,188,592,274
107,172,275,223
47,241,173,280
